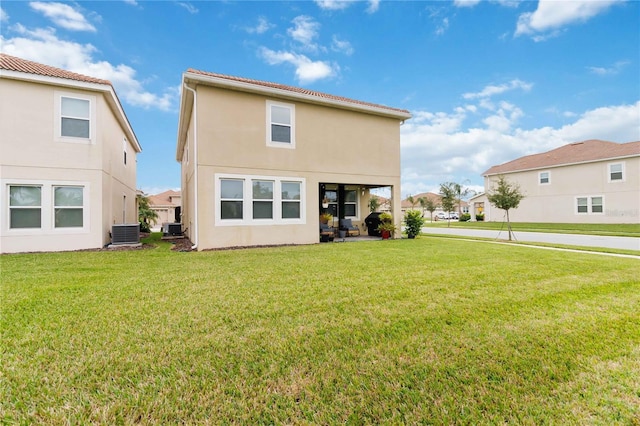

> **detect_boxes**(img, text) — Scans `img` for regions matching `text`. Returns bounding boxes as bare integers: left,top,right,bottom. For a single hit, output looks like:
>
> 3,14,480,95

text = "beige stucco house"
176,69,411,250
470,140,639,223
148,190,181,230
0,54,141,253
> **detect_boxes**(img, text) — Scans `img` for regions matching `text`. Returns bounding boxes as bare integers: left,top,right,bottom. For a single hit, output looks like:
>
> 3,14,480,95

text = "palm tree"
137,193,159,232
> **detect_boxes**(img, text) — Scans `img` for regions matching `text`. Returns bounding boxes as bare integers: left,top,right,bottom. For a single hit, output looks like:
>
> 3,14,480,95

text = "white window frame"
8,185,42,230
575,195,604,215
123,137,128,165
2,179,90,235
608,162,625,183
215,174,305,226
324,186,360,220
53,185,85,228
266,100,295,149
539,171,550,185
54,91,96,144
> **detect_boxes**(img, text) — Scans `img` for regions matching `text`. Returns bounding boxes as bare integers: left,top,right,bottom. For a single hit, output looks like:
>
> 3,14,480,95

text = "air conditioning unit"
111,224,140,245
162,223,182,236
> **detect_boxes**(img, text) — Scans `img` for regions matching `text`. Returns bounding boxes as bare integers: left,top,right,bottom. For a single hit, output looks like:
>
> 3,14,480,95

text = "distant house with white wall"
148,190,181,230
0,54,141,253
470,140,639,223
176,69,411,250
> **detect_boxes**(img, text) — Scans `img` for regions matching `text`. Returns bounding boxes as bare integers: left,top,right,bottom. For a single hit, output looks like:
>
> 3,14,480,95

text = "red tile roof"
0,53,111,85
148,190,181,207
484,140,640,175
186,68,411,116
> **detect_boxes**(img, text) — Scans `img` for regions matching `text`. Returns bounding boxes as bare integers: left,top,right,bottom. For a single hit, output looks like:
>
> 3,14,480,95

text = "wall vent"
111,224,140,245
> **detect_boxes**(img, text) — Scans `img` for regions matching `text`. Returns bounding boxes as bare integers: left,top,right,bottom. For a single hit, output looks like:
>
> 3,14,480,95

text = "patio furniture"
339,218,360,237
320,223,335,242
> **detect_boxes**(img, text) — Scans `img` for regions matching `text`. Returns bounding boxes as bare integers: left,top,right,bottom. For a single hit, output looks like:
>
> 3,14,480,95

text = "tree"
452,182,473,216
368,195,381,212
486,175,525,241
439,182,458,227
406,194,418,209
137,193,159,233
419,196,437,222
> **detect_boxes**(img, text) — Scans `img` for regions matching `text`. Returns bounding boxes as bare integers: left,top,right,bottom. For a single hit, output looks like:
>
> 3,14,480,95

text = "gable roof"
483,140,640,176
401,192,468,209
148,190,181,207
183,69,412,119
0,53,141,153
0,53,110,85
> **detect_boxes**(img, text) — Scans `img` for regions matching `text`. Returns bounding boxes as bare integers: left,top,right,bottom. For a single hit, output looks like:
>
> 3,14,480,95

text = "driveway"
421,227,640,251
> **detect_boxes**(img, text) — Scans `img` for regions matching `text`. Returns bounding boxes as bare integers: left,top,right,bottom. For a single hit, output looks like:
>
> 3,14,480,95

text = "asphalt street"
421,227,640,252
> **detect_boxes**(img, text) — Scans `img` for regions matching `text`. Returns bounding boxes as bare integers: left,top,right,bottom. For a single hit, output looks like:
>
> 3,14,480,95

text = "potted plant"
320,212,333,224
403,209,425,239
376,212,396,239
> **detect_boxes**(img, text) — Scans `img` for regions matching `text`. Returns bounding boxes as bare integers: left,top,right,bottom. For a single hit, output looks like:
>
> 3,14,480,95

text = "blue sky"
2,0,638,197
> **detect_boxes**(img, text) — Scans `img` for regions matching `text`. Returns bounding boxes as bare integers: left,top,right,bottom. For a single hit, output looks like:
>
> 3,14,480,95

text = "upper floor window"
266,101,295,148
608,163,624,182
123,138,128,165
61,96,90,138
9,185,42,229
539,171,550,185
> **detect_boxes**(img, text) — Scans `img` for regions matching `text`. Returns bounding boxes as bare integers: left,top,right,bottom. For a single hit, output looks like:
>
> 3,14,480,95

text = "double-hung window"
608,163,624,182
9,185,42,229
253,180,274,219
281,182,301,219
267,101,295,148
344,190,358,217
217,174,305,225
54,186,84,228
61,96,90,138
539,171,550,185
576,196,604,214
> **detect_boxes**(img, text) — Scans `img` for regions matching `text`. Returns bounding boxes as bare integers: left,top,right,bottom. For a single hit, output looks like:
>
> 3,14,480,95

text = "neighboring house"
176,69,411,250
148,190,181,230
471,140,639,223
400,192,468,217
0,54,141,253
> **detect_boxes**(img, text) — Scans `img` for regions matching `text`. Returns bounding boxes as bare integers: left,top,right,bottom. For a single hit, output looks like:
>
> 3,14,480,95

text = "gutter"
182,83,198,250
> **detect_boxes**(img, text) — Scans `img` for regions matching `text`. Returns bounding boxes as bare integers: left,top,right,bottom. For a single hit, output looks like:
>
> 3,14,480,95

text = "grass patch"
424,221,640,238
2,239,639,424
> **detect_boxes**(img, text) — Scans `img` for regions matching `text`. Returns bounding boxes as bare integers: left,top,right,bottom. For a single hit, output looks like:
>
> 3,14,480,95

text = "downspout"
183,83,198,250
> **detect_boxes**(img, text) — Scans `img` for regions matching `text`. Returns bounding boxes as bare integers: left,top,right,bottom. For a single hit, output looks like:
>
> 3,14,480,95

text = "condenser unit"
111,224,140,245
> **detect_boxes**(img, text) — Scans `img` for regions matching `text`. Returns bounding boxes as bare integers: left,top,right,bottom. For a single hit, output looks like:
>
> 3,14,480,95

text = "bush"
140,221,151,233
459,213,471,222
403,209,425,238
476,214,485,222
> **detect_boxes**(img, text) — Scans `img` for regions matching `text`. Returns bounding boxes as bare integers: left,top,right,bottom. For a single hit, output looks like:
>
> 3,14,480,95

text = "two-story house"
176,69,411,250
0,54,141,253
470,140,639,223
148,190,181,230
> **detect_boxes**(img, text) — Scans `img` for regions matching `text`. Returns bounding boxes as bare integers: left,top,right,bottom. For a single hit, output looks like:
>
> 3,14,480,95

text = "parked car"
449,212,459,220
435,212,447,220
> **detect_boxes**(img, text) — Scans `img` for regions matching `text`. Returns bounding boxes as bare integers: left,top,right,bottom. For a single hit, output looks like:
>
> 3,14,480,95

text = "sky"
1,0,639,197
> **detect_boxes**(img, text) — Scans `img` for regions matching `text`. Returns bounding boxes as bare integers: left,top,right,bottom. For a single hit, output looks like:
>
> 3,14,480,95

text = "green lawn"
423,220,640,238
2,237,639,424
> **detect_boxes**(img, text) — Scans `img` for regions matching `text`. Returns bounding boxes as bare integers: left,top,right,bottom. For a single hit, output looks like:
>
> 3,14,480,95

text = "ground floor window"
323,187,359,219
5,181,88,232
216,174,305,225
576,196,604,214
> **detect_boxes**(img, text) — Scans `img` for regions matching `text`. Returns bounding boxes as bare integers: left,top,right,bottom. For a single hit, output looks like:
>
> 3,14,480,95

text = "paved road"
422,227,640,251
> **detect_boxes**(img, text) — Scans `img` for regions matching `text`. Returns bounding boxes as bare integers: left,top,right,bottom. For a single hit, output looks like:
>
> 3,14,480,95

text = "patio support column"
338,185,346,221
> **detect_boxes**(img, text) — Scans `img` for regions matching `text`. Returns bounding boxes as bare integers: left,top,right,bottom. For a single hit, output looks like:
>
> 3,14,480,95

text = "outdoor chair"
339,218,360,237
320,223,335,242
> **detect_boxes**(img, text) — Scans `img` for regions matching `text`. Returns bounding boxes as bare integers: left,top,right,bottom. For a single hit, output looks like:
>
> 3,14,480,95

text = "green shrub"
403,209,425,238
459,213,471,222
476,213,485,221
139,221,151,233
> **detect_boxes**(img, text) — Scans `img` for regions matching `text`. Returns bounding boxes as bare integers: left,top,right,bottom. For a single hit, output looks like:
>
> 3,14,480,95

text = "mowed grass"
2,237,640,424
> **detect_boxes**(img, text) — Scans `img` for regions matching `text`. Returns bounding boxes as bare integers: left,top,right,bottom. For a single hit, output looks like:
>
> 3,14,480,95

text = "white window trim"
54,91,97,144
538,171,550,185
575,195,605,215
266,100,295,149
2,179,91,235
607,162,625,183
215,173,305,226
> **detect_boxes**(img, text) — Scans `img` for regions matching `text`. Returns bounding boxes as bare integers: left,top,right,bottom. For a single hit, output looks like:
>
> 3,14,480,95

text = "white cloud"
258,47,337,84
400,97,639,194
123,0,138,5
315,0,380,13
366,0,380,14
453,0,481,8
177,2,198,14
331,36,354,56
287,16,320,49
245,17,274,35
1,25,175,111
516,0,623,39
435,17,450,36
463,79,533,100
29,2,96,32
587,60,629,76
1,7,9,22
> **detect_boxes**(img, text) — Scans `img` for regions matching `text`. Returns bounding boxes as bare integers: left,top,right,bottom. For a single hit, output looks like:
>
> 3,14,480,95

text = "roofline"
483,152,640,177
0,68,141,153
182,70,413,121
